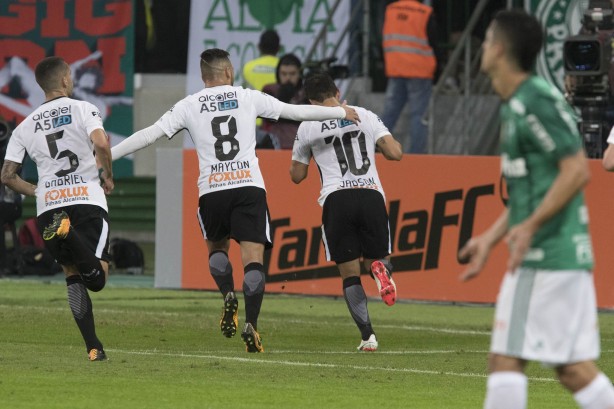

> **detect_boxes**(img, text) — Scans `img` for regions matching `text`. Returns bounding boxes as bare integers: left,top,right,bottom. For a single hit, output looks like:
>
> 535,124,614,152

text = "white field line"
0,304,490,336
106,348,558,383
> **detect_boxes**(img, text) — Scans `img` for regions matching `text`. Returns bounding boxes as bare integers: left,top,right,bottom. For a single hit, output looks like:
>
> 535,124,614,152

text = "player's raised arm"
111,124,167,161
279,102,360,123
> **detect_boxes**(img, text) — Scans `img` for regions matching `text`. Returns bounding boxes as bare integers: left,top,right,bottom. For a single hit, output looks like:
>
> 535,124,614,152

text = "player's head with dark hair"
200,48,234,84
258,30,280,56
486,10,543,73
35,56,71,94
304,72,338,103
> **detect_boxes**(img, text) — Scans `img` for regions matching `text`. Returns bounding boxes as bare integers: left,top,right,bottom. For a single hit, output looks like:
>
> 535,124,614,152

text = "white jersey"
293,106,390,206
156,85,284,197
5,97,108,215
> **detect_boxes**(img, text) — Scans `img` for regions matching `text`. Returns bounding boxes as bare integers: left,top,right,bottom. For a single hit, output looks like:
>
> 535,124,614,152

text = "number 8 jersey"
292,106,389,206
155,85,284,197
5,97,108,215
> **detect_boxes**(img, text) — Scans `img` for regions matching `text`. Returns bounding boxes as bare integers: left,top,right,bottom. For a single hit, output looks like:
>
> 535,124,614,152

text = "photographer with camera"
564,0,614,159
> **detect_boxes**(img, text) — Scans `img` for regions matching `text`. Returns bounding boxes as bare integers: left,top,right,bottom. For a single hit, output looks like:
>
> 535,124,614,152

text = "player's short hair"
35,57,68,93
258,30,280,55
304,72,337,102
200,48,231,80
492,10,543,72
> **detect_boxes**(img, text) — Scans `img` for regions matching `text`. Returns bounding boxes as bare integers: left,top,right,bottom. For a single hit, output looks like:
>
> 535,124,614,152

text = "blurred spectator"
381,0,442,154
243,30,280,91
262,54,308,149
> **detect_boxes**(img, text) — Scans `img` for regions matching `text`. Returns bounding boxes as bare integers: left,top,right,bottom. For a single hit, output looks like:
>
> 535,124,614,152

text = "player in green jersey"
459,10,614,409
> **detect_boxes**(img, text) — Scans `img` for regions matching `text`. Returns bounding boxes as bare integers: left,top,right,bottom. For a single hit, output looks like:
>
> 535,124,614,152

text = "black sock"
64,229,106,292
343,276,374,340
66,276,103,352
209,250,234,296
243,262,265,330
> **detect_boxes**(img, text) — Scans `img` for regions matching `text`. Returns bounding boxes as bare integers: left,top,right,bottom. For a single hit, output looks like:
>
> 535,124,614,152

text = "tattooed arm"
1,160,36,197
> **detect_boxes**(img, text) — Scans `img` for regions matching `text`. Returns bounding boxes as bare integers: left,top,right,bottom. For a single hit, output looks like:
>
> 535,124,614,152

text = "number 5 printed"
46,130,79,177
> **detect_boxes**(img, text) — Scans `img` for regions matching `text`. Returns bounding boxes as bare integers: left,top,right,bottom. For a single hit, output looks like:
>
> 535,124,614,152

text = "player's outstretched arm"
376,134,402,161
111,124,167,161
279,103,360,123
91,128,114,195
603,144,614,171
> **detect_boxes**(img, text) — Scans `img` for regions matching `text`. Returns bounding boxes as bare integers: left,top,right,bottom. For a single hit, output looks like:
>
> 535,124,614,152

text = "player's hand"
505,221,536,272
100,171,114,195
341,100,360,123
458,236,491,282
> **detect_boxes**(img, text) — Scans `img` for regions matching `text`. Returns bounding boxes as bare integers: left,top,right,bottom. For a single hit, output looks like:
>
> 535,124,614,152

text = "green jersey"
500,76,593,270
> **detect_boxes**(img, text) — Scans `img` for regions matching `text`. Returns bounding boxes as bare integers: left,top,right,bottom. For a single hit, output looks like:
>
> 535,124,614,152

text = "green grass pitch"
1,278,613,408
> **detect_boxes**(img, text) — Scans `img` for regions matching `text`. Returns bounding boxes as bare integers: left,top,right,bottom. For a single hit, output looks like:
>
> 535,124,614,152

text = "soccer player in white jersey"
111,48,359,353
1,57,114,362
290,72,402,351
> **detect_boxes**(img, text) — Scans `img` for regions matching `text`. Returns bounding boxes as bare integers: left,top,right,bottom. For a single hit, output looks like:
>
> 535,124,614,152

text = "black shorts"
322,189,391,264
198,186,272,248
37,204,111,265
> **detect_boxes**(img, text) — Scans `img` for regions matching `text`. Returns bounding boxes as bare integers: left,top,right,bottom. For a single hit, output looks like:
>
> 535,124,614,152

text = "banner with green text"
186,0,350,94
0,0,134,177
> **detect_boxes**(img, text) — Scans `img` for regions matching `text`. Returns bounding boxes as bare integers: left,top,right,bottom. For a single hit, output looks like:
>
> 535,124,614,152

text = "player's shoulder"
514,76,564,111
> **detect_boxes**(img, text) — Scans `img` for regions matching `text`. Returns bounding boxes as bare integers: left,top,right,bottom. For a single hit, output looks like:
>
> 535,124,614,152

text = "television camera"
564,0,614,158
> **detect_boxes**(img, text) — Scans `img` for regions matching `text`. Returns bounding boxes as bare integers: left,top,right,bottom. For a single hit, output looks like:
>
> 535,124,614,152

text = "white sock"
574,373,614,409
484,371,528,409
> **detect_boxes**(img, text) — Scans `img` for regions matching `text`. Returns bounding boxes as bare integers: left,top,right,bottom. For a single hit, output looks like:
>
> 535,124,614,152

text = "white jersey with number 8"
155,85,284,197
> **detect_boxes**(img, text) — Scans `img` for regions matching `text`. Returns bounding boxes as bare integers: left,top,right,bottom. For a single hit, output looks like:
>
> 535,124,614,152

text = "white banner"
186,0,350,94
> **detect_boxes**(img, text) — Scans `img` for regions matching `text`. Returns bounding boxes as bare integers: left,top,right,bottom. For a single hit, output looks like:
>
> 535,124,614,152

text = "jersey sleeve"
522,95,581,160
82,102,105,136
364,109,391,142
251,90,284,121
292,123,312,164
3,127,26,164
156,99,188,138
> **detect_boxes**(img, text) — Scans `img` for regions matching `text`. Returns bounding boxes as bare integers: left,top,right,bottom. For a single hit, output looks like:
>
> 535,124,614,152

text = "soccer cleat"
220,291,238,338
371,260,397,306
43,211,71,240
88,348,107,361
241,322,264,353
357,334,378,352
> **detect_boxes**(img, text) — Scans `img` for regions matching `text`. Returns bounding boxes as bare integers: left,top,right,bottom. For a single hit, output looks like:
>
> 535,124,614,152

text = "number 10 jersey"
5,96,108,215
292,106,390,206
155,85,284,197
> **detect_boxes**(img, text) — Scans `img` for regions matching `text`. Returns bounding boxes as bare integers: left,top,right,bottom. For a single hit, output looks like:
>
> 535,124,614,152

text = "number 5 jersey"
5,97,108,215
292,106,390,206
155,85,285,197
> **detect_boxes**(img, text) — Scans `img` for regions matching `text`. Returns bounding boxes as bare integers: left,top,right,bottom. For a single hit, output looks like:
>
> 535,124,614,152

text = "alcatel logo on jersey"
198,91,237,103
32,105,71,121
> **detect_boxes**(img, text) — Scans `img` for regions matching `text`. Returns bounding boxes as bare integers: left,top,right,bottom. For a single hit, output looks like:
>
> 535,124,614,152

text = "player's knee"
209,251,232,276
243,264,265,295
83,271,106,292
